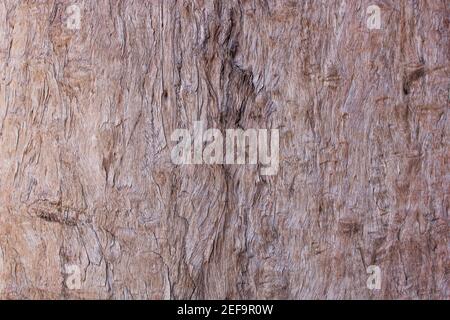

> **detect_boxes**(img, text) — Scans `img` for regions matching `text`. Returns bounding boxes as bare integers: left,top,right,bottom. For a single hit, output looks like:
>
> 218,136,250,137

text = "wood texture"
0,0,448,299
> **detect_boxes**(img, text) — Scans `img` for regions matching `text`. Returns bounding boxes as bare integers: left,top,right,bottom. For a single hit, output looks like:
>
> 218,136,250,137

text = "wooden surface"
0,0,448,299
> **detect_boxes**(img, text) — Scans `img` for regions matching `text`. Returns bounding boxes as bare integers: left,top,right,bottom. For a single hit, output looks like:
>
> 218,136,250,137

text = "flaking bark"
0,0,448,299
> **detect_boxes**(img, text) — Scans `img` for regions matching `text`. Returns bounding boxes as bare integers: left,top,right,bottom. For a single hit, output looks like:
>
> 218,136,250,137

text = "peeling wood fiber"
0,0,449,299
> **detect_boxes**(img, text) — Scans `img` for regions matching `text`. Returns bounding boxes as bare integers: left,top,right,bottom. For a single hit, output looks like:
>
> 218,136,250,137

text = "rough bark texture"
0,0,448,299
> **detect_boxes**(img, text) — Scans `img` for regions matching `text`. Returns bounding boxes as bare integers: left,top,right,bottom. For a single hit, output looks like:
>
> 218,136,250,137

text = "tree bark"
0,0,448,299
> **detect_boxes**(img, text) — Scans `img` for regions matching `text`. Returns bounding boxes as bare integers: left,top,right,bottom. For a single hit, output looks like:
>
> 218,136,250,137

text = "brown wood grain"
0,0,448,299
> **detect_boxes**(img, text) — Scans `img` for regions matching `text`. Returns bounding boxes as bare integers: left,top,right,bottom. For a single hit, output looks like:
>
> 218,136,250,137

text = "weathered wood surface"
0,0,448,299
